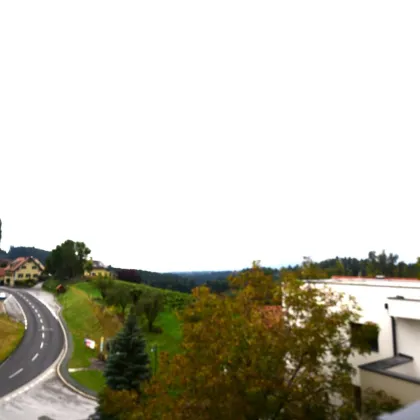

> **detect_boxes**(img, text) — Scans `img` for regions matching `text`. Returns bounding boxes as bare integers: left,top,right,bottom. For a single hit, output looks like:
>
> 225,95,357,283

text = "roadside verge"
54,300,99,401
0,292,26,368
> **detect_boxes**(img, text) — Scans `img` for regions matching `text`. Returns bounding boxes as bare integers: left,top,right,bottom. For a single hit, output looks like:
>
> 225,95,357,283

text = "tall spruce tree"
95,314,151,419
104,313,151,391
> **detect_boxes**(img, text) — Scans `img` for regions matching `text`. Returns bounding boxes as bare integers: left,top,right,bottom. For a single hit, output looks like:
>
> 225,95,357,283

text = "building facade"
85,260,113,278
0,256,45,287
311,276,420,406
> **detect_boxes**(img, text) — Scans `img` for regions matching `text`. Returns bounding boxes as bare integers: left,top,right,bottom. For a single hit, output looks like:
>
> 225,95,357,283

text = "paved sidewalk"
0,374,96,420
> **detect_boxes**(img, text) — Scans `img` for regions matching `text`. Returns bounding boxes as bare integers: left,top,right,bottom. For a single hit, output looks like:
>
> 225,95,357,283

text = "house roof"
331,276,420,282
0,267,6,277
5,256,44,273
92,260,107,269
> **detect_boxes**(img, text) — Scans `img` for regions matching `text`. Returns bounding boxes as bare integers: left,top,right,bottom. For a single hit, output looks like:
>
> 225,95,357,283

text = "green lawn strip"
0,314,25,363
143,311,183,358
73,281,102,299
59,282,184,392
70,370,106,393
58,286,107,368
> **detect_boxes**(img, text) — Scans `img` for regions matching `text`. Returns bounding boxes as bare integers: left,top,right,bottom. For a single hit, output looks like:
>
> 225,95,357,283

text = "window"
26,274,31,278
33,274,38,278
18,274,23,278
350,322,379,352
32,265,37,270
22,265,26,269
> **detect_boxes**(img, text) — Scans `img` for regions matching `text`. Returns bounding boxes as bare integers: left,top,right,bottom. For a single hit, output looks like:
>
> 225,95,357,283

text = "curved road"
0,288,64,398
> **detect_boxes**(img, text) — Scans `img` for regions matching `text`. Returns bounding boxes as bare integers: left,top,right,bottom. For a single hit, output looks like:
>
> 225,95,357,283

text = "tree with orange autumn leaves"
102,261,374,420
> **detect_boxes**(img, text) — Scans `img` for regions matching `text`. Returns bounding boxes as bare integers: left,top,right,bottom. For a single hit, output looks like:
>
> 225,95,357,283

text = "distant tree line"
203,251,420,295
111,267,196,293
7,246,50,264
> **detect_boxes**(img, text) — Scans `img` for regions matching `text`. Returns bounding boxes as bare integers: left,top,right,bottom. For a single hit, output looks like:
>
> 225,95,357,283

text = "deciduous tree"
139,293,164,332
136,261,371,420
106,285,132,320
44,240,91,281
95,276,115,300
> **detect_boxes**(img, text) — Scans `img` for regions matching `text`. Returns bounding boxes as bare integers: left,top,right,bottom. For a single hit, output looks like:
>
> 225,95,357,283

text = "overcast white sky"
1,1,419,272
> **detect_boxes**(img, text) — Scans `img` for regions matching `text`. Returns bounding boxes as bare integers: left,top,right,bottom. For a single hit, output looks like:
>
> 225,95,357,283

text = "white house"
311,276,420,406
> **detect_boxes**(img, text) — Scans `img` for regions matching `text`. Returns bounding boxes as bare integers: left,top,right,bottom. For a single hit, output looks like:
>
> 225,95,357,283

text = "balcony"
360,355,420,405
387,296,420,321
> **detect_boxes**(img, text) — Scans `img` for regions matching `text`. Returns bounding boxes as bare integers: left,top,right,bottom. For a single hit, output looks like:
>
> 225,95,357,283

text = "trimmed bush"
362,387,402,419
42,278,61,293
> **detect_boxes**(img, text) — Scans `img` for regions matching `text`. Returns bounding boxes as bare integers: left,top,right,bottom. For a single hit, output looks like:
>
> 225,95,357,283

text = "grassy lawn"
70,370,106,393
58,286,122,369
74,281,102,299
58,281,184,392
0,314,25,363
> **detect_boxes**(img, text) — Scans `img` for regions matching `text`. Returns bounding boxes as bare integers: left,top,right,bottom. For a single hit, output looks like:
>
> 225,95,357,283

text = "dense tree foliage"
318,250,420,278
44,240,91,281
106,285,132,321
111,267,196,293
7,246,50,263
138,293,164,332
124,262,373,420
172,271,237,285
97,314,151,419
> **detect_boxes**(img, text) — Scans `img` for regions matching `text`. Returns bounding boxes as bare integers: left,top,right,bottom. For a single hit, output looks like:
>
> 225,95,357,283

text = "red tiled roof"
0,267,6,277
331,276,420,282
5,257,44,273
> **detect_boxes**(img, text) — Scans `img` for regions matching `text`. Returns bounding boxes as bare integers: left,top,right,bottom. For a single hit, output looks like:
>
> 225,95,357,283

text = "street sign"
84,338,96,350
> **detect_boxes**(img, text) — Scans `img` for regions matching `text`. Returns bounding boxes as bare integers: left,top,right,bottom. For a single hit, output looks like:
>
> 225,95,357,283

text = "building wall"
313,280,420,386
360,370,420,406
8,259,44,286
87,268,111,277
395,318,420,376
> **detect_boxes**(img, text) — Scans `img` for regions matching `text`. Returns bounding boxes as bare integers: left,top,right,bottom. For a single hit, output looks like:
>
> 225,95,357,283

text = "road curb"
54,303,99,401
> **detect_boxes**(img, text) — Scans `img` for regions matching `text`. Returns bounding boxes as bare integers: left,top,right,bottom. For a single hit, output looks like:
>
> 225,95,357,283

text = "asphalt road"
0,288,64,399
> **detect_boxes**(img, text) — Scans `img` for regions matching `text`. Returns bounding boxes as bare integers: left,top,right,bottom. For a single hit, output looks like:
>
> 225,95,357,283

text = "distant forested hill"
2,246,50,264
111,267,196,293
0,249,8,259
170,271,236,285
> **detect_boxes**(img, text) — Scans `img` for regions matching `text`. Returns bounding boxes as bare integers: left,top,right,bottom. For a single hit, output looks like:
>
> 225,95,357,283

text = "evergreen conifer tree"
104,313,151,391
95,314,151,419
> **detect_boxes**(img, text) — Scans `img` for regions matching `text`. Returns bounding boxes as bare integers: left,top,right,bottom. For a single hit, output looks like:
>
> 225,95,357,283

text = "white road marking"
42,332,45,339
40,342,44,349
9,368,23,379
31,353,39,362
40,318,43,324
35,309,38,314
42,325,45,331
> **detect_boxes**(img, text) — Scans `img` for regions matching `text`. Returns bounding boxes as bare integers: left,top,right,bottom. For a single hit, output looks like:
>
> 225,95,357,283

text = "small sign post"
84,338,96,350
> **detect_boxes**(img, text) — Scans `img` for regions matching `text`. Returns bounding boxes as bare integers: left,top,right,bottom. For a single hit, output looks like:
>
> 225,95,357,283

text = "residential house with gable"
0,256,44,286
85,260,114,278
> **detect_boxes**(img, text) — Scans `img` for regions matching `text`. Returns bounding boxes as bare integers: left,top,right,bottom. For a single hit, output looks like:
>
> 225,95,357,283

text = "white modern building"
311,276,420,406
